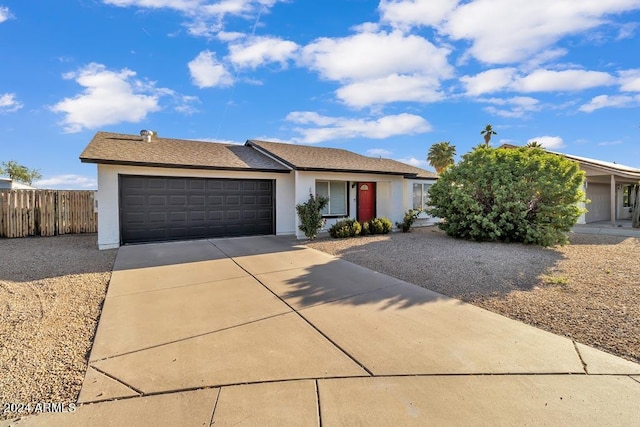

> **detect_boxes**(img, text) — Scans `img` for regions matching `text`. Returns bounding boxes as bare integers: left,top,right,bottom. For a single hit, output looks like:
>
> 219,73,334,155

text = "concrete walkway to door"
7,236,640,426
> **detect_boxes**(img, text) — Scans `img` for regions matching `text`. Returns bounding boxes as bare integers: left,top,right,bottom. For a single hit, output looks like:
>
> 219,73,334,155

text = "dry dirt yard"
0,235,116,421
308,227,640,364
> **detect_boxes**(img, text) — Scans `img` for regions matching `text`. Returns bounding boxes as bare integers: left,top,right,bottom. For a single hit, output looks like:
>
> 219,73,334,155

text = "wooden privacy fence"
0,190,97,238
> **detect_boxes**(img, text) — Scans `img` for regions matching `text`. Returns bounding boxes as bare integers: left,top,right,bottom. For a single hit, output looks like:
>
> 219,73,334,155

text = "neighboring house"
0,177,36,190
562,153,640,226
80,132,438,249
501,144,640,226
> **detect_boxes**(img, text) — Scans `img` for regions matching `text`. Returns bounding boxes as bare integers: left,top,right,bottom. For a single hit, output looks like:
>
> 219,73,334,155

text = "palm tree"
427,141,456,174
480,124,497,146
525,141,544,148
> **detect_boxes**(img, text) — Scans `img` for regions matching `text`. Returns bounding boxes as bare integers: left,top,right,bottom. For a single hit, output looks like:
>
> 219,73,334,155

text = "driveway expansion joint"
89,365,144,395
315,379,323,427
88,311,292,363
572,340,589,373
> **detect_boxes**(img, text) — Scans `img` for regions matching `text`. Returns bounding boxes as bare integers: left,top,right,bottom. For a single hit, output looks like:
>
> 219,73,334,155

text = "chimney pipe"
140,129,154,142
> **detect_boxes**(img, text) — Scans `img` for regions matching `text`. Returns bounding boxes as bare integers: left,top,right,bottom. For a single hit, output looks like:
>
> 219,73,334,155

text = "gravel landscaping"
307,226,640,364
0,235,116,421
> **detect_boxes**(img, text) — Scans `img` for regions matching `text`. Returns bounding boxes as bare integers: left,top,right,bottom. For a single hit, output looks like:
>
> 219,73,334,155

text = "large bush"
427,146,586,246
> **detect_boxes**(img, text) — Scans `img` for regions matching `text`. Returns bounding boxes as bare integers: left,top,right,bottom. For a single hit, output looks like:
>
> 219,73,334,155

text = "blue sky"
1,0,640,189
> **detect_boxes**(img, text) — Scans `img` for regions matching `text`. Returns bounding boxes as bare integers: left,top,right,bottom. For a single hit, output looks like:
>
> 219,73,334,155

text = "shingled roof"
247,140,437,179
80,132,290,172
80,132,437,179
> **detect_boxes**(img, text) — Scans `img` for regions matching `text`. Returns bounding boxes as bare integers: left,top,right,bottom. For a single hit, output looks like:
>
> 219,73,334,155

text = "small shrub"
361,221,370,236
396,209,422,232
329,218,362,238
368,217,393,234
295,193,329,240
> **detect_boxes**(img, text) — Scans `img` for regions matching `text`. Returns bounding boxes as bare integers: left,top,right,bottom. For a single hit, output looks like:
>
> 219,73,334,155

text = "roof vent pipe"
140,129,154,142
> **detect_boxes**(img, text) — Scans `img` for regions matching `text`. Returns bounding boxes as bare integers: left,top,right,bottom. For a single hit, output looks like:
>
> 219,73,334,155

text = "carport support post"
610,174,616,227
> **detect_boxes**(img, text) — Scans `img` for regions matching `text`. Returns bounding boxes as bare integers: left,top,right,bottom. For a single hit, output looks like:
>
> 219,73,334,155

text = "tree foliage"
0,160,42,185
427,141,456,174
427,146,586,246
480,124,497,146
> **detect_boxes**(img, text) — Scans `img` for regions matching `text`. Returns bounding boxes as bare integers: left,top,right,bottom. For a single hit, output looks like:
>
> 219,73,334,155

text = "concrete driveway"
8,236,640,426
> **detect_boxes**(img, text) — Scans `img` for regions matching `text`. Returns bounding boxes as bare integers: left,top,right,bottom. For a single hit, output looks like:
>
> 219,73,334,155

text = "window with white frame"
413,183,432,211
316,180,347,216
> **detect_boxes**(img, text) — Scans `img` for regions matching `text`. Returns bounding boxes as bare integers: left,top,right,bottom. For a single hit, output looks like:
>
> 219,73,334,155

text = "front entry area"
119,175,275,244
357,182,376,223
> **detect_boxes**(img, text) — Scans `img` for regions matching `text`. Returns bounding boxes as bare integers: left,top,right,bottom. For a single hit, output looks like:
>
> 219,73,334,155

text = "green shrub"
368,217,393,234
395,209,421,232
427,146,586,246
360,221,370,236
295,193,329,240
329,218,362,238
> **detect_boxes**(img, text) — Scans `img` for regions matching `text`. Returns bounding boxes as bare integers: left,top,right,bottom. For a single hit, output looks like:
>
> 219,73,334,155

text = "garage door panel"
168,179,186,190
226,182,241,191
120,176,274,244
190,195,205,206
147,178,167,189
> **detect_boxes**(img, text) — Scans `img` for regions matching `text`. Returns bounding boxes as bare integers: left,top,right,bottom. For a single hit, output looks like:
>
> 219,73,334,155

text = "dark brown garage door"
120,175,275,244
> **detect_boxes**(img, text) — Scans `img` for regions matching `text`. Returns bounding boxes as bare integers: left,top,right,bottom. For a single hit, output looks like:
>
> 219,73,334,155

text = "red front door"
357,182,376,223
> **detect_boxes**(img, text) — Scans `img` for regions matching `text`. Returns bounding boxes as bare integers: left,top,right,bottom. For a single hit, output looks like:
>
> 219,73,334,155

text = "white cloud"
367,148,393,157
0,6,14,23
442,0,640,64
188,50,233,88
514,69,615,92
396,157,429,168
619,69,640,92
34,175,97,190
0,93,23,113
103,0,283,38
579,94,640,112
598,140,623,146
379,0,458,28
286,112,431,143
479,96,541,118
616,22,638,40
51,63,162,133
300,30,452,82
460,68,517,96
217,30,245,41
228,36,298,69
462,68,615,95
174,95,200,114
527,136,565,149
336,74,443,107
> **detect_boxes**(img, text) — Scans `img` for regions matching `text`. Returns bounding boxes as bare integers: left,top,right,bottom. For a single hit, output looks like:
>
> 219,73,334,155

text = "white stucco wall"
405,179,439,227
96,164,295,249
294,171,414,238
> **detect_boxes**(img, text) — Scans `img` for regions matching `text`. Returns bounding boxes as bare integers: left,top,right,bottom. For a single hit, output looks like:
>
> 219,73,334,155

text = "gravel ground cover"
307,227,640,364
0,235,116,420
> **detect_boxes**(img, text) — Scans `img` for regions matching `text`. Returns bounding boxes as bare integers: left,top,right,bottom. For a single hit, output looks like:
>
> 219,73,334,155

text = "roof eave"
79,158,291,174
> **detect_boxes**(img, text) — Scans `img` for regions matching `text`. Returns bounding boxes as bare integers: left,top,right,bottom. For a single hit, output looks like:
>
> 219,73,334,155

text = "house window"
413,183,432,211
316,180,347,216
